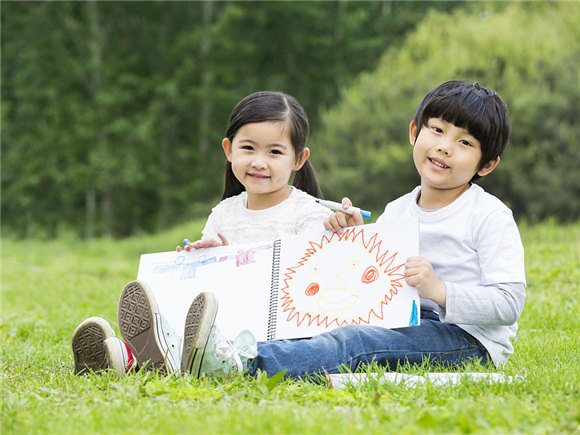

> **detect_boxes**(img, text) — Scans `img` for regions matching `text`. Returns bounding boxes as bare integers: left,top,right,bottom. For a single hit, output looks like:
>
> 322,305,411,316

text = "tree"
311,2,580,222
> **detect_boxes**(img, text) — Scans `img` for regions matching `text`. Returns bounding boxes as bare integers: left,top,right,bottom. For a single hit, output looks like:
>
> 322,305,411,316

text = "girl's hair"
413,80,511,180
222,91,324,199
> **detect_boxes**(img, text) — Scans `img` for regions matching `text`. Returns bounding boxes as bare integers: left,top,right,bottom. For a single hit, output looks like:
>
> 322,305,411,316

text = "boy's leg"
249,310,491,378
181,292,258,378
118,280,181,374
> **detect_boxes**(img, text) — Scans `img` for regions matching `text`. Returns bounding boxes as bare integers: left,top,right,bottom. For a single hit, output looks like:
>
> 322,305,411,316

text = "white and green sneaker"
181,292,258,378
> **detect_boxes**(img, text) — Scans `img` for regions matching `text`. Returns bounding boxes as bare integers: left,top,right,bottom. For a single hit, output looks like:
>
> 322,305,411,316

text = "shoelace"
213,329,258,361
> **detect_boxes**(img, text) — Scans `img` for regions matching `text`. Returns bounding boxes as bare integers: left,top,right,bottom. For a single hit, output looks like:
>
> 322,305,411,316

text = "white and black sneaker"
118,280,181,374
72,317,136,375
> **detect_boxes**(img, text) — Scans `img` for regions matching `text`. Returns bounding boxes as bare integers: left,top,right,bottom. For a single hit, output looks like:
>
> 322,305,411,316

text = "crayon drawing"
279,226,406,330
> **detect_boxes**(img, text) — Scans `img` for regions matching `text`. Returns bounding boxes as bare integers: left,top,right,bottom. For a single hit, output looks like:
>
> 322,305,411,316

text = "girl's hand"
323,197,364,232
176,233,229,251
405,256,446,307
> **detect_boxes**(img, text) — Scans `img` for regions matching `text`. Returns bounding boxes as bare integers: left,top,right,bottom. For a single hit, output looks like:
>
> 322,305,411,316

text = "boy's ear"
409,120,418,146
293,147,310,171
221,138,233,162
477,156,500,177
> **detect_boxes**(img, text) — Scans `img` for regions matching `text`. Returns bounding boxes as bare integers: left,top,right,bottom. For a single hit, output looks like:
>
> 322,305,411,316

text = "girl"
72,91,332,375
179,90,329,250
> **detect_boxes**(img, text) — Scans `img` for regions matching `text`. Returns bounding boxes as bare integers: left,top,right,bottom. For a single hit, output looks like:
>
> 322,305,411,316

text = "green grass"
2,220,579,434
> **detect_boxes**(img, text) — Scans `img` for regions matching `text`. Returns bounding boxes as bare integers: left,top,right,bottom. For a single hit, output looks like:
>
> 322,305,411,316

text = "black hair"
413,80,511,180
222,91,323,199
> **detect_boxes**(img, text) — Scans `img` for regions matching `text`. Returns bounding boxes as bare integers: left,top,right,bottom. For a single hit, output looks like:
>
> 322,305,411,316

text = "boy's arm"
436,209,526,326
439,282,525,326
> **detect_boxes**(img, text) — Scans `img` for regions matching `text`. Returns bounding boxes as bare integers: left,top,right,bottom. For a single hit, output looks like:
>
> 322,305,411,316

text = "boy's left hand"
405,256,446,307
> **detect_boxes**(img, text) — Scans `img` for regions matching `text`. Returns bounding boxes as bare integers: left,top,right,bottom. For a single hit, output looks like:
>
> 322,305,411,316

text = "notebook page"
137,241,274,342
273,219,420,339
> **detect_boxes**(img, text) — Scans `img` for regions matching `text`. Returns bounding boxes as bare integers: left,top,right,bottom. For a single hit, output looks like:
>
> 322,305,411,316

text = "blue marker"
183,238,191,247
316,199,371,219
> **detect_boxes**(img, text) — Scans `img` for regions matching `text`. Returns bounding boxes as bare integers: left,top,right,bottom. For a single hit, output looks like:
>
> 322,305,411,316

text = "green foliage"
311,2,580,222
1,1,463,238
1,222,579,433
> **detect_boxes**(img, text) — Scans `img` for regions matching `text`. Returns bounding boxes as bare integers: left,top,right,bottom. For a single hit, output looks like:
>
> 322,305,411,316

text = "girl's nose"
251,156,267,169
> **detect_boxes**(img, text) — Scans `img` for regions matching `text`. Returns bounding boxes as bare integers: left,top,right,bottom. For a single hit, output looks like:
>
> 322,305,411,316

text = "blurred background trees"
2,1,578,239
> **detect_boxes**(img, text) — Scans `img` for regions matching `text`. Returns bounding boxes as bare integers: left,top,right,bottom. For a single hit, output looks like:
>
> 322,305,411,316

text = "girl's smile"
222,121,309,210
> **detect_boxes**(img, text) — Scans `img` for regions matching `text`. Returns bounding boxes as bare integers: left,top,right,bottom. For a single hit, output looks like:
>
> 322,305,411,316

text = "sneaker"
180,292,218,375
72,317,136,375
117,280,181,374
103,337,136,375
181,292,258,378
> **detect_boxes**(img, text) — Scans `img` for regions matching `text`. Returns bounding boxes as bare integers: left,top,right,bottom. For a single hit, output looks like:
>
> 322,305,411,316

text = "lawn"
1,220,579,434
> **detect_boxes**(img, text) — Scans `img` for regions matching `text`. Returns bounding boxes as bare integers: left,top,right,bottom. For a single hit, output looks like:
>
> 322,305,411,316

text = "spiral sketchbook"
136,218,420,342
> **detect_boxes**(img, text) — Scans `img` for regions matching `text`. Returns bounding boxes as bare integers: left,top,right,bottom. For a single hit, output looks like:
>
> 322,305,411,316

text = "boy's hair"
413,80,511,180
222,91,324,199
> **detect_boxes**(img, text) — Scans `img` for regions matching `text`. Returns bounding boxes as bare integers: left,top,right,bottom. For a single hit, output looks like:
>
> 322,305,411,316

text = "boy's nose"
436,143,451,155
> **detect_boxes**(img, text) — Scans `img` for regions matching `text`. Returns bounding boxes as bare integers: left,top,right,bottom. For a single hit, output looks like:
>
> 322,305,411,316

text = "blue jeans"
248,310,491,378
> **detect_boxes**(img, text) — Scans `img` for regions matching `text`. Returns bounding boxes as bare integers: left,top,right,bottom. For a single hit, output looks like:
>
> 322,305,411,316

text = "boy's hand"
323,197,364,232
405,256,446,307
176,233,229,251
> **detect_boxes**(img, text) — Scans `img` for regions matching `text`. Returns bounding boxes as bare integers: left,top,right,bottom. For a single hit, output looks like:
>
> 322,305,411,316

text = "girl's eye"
241,145,254,151
270,149,283,155
460,140,473,147
431,126,443,133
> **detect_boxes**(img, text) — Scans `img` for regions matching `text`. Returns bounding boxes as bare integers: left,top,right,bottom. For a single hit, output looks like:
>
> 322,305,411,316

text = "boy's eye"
431,126,443,133
460,140,473,147
270,149,283,155
241,145,254,151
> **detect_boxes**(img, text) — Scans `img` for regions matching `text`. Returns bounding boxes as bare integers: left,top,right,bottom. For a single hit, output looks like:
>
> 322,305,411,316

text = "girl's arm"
176,233,229,251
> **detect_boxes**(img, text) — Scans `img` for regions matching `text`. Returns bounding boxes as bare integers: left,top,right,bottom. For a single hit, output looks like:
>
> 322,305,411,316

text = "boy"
180,80,526,379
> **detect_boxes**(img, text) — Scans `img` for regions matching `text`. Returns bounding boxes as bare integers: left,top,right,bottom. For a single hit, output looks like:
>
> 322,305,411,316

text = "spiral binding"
267,239,282,340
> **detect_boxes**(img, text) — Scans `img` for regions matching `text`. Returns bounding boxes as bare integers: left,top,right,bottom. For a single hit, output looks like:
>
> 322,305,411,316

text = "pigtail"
222,161,245,199
293,160,324,199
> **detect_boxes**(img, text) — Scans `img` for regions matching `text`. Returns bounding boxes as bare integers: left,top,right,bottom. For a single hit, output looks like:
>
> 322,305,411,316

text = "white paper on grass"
327,372,518,388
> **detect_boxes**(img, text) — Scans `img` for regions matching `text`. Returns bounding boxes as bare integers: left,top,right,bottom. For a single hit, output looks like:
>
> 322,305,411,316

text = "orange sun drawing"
279,227,406,330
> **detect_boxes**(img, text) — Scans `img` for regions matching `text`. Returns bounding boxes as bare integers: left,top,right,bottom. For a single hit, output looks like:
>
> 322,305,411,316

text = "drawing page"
273,219,420,339
137,241,275,341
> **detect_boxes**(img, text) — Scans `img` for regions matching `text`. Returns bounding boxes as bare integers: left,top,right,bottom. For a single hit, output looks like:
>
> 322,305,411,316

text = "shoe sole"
103,337,133,375
117,280,176,374
181,292,218,376
72,317,115,374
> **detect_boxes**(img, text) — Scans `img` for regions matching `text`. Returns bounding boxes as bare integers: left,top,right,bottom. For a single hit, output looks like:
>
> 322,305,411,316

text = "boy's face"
410,117,498,195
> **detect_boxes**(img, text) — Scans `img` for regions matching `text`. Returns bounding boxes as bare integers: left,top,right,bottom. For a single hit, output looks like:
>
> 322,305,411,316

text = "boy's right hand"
323,197,364,232
176,233,229,251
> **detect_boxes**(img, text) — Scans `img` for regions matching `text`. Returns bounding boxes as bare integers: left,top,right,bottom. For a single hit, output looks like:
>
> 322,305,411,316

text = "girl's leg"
249,310,490,378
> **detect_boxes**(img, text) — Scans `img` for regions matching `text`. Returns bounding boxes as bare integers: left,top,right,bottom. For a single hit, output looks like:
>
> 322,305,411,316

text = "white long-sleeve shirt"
377,184,526,365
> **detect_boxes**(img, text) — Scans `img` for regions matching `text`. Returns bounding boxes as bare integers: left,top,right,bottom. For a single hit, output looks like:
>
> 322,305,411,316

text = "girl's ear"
293,147,311,171
222,138,233,162
477,156,500,177
409,120,418,146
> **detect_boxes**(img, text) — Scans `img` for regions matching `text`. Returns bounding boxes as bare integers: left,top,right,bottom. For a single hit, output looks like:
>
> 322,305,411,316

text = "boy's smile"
410,117,498,209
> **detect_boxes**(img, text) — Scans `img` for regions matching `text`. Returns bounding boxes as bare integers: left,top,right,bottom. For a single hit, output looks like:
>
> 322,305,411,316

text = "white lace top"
201,187,332,244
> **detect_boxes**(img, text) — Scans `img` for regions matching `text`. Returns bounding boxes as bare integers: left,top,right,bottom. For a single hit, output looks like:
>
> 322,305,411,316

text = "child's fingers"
351,209,364,226
324,216,340,232
217,233,229,246
341,197,353,209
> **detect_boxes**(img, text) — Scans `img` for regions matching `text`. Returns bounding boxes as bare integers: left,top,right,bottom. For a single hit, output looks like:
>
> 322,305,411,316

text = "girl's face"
222,121,310,210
